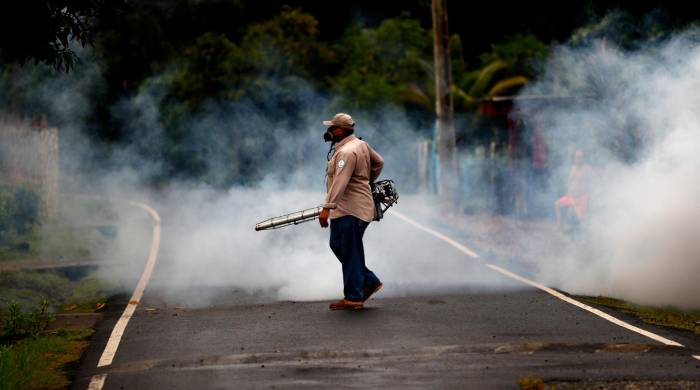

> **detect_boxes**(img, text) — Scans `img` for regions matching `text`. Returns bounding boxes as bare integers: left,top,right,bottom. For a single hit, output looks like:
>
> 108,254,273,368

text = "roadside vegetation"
577,296,700,335
0,190,116,263
0,297,95,390
0,189,119,390
0,325,94,390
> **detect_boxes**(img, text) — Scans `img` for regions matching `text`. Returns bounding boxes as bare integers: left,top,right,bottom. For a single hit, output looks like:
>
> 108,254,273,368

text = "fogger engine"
254,179,399,231
371,179,399,221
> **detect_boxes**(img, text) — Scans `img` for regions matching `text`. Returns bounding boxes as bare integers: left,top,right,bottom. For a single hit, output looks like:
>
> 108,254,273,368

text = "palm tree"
454,34,549,111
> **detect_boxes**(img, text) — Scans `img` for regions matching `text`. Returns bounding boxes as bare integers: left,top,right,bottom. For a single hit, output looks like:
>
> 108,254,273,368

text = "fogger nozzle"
255,206,323,231
254,180,398,231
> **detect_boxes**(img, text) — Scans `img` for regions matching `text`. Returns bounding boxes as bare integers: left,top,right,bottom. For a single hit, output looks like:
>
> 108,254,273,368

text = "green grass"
56,195,118,224
577,295,700,334
0,271,108,390
0,330,93,390
0,195,119,262
0,271,110,312
0,222,111,262
0,275,109,390
0,195,129,389
65,278,109,312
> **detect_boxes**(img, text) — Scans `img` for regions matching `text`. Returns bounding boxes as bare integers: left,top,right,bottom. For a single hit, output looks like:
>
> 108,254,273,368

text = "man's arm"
369,145,384,182
319,151,356,228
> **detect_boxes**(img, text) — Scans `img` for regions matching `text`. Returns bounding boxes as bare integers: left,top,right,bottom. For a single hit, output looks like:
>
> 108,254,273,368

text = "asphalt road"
71,207,700,389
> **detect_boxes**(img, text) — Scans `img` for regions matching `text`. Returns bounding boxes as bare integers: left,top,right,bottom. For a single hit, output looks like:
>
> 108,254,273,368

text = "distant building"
0,114,59,218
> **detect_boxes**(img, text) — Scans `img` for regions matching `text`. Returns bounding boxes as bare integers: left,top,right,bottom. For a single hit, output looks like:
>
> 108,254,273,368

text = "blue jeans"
329,215,380,301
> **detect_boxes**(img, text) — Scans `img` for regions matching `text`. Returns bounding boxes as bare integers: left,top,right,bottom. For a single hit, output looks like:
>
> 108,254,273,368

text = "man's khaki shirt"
323,135,384,222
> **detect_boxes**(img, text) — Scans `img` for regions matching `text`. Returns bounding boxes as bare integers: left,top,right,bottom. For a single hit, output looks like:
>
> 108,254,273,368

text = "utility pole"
432,0,458,197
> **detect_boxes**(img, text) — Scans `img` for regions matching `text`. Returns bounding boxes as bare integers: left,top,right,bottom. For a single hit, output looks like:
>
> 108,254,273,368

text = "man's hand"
319,208,331,228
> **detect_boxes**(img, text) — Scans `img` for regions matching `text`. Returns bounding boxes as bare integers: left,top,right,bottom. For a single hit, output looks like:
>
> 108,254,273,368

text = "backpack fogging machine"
255,180,399,231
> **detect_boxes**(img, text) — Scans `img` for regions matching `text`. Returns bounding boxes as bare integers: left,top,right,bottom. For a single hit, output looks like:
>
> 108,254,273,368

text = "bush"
0,186,40,243
0,333,82,390
0,271,73,309
0,342,32,390
1,299,54,344
0,189,16,240
12,188,39,235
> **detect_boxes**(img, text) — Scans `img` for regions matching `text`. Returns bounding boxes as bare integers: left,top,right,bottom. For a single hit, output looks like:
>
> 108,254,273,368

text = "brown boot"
362,282,383,302
329,299,363,311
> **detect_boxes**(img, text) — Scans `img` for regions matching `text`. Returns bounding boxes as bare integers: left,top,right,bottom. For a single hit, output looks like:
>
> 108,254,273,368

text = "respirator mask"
323,126,354,143
324,126,354,160
323,127,335,142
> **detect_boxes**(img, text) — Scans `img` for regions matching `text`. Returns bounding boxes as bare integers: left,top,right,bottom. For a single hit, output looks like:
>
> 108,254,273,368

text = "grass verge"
0,271,110,312
0,220,115,263
0,194,130,389
576,295,700,335
0,329,93,390
0,195,118,262
0,194,147,388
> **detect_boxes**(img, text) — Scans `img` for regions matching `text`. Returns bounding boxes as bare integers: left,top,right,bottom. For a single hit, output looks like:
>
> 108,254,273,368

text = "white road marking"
485,263,684,347
87,374,107,390
391,210,480,258
96,202,162,371
82,204,694,389
391,210,686,349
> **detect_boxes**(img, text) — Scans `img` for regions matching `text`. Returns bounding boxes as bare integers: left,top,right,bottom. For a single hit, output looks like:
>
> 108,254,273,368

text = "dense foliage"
0,1,694,186
0,187,40,243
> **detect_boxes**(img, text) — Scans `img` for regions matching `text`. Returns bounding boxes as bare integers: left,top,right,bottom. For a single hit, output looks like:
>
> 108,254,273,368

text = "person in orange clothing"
555,149,593,227
319,113,384,311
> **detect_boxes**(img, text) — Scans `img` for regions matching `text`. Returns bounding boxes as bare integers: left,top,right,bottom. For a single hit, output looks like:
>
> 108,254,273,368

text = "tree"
0,1,117,72
148,8,332,186
451,34,548,148
453,34,549,108
168,32,249,110
167,7,329,112
330,15,433,116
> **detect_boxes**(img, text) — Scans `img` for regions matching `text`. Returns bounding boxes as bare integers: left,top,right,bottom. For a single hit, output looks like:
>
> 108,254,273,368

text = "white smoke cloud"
90,185,520,308
7,46,517,308
20,20,700,311
520,32,700,308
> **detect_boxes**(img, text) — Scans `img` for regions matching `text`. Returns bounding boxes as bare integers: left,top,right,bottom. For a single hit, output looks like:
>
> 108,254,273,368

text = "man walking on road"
319,113,384,311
